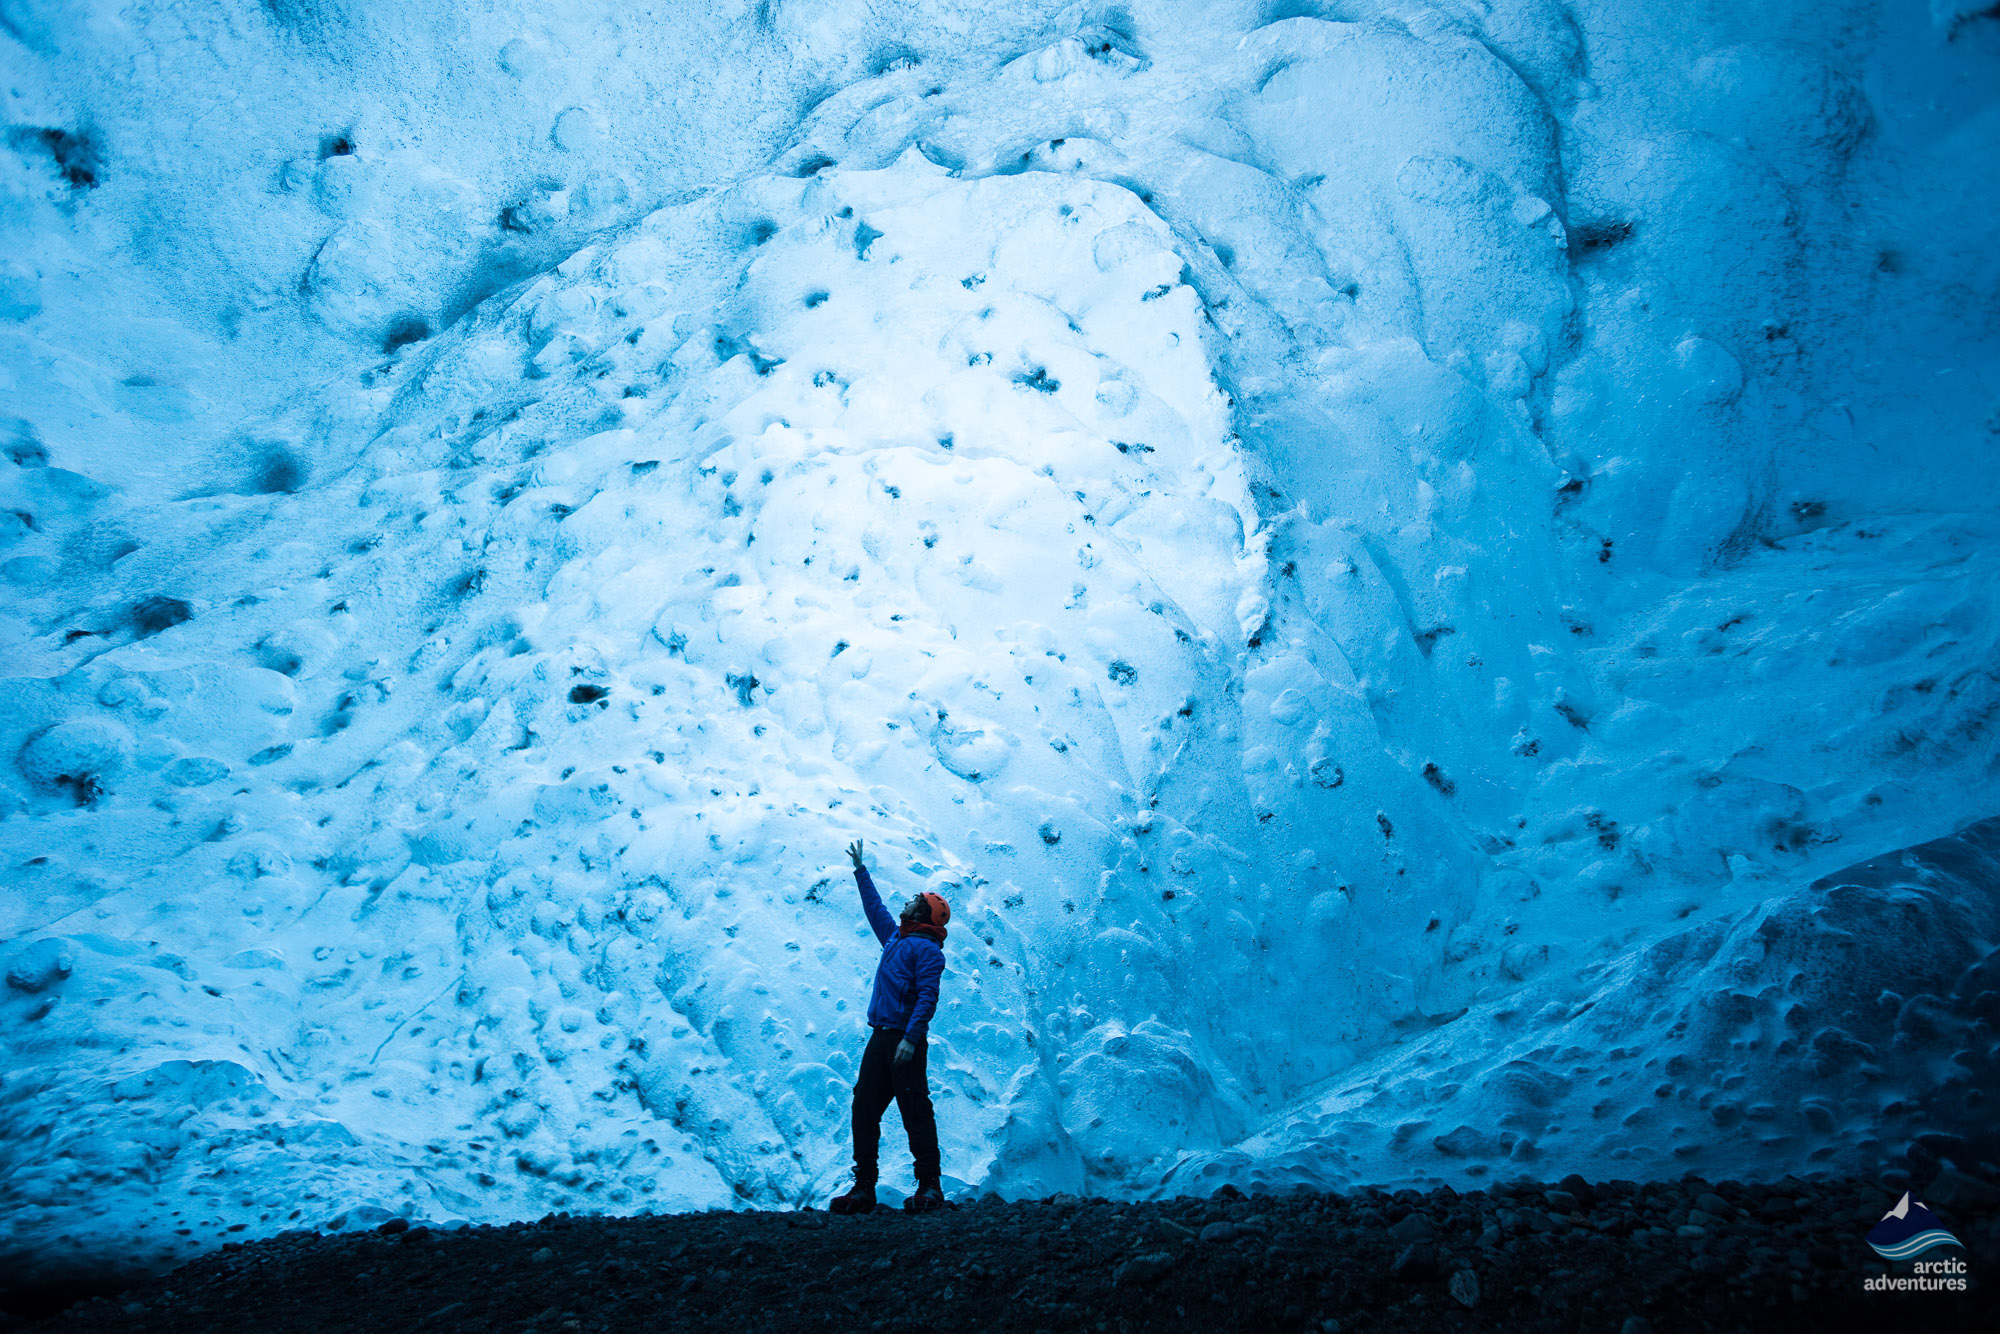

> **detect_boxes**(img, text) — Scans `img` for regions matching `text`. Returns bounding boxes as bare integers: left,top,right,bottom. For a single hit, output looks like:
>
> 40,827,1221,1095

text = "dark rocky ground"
5,1172,1993,1333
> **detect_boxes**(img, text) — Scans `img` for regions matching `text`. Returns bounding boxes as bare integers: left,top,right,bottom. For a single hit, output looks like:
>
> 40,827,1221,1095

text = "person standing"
830,839,950,1215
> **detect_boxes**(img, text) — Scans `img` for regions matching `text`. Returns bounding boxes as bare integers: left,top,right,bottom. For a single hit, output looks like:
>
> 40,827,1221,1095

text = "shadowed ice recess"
1,0,1997,1291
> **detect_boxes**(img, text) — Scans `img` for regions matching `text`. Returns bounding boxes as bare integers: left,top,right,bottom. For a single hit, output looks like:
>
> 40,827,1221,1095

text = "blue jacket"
856,867,945,1042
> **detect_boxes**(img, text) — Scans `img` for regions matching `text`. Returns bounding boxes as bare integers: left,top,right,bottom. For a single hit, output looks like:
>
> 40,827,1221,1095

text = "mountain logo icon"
1865,1192,1963,1261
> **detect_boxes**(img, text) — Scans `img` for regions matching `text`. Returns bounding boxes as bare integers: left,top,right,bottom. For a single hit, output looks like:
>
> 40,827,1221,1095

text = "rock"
1198,1221,1237,1243
1924,1164,2000,1211
1448,1267,1480,1308
377,1217,410,1235
1152,1218,1197,1243
1390,1241,1439,1281
1694,1193,1733,1218
1388,1212,1435,1242
531,1247,554,1263
328,1205,397,1232
5,938,73,993
1557,1174,1597,1208
1115,1251,1175,1286
1477,1221,1501,1248
1544,1189,1579,1213
1620,1320,1653,1334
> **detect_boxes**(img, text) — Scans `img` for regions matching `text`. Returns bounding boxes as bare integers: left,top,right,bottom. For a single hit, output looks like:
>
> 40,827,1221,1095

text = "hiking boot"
829,1180,877,1215
904,1182,946,1214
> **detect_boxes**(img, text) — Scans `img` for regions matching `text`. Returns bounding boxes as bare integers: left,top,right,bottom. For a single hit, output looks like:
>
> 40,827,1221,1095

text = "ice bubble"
224,949,286,971
227,845,294,880
1674,336,1743,405
2,554,56,586
1688,44,1870,169
164,756,230,787
0,261,41,322
576,173,631,217
1094,379,1140,420
1268,688,1310,725
933,718,1015,782
5,938,74,993
1510,194,1553,226
254,622,339,679
498,37,550,79
1090,221,1169,274
552,107,610,154
312,151,366,216
19,717,132,800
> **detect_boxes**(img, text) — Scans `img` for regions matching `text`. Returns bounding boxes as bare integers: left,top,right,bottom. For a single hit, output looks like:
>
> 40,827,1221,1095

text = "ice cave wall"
2,0,1997,1289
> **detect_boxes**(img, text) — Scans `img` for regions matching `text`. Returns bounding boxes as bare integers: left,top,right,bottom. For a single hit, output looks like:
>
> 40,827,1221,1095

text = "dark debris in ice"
1012,366,1060,394
1569,218,1634,258
128,596,192,639
8,126,102,190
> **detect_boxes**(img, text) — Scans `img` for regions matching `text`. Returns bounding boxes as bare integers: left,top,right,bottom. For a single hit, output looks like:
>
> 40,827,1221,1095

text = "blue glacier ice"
1,0,1996,1291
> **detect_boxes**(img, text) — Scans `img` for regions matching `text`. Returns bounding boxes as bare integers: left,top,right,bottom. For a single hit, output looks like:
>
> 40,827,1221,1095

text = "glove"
895,1039,917,1064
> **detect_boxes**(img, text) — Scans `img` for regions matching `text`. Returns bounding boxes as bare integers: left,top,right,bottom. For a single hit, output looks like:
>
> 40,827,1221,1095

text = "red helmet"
919,891,951,927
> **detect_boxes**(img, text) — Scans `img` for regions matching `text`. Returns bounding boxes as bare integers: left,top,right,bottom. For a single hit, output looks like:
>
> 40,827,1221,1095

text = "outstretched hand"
846,839,865,870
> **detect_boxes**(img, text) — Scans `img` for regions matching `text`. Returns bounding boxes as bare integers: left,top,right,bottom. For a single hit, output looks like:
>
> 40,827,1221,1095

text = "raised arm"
849,839,895,944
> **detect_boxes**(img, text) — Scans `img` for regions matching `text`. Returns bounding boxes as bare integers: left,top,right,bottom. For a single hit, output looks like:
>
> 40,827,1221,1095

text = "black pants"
851,1026,939,1185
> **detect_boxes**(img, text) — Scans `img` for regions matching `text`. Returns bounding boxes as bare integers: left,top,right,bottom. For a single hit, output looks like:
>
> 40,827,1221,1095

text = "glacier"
1,0,1996,1292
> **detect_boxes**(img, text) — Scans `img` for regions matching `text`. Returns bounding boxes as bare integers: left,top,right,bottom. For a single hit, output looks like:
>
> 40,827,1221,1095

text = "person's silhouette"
829,839,950,1215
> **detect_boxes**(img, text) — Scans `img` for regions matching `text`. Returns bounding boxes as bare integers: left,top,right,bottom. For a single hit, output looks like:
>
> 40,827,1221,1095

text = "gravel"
5,1173,1993,1333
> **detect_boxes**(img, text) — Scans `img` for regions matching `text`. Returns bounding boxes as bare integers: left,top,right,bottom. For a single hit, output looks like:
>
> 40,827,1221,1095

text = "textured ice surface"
2,0,1997,1288
1168,815,2000,1195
